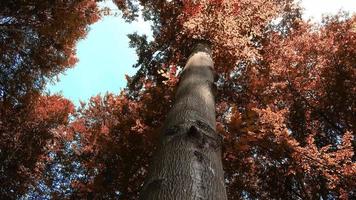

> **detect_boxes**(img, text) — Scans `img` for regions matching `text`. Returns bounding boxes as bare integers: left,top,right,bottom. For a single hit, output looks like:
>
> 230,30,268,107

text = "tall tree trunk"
141,43,227,200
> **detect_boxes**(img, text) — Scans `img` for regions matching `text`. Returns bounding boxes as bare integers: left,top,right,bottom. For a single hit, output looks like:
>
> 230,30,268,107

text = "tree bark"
141,43,227,200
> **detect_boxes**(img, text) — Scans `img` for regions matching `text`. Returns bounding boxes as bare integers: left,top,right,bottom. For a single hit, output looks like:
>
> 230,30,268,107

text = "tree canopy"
0,0,100,198
0,0,355,199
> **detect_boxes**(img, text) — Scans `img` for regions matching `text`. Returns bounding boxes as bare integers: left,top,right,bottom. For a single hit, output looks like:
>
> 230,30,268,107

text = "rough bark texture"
141,43,227,200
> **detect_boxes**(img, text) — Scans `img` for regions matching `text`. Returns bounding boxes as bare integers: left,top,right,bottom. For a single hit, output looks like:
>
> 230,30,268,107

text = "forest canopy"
0,0,355,199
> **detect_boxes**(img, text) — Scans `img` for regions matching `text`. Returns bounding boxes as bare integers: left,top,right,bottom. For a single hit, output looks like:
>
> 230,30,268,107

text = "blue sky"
47,1,152,105
47,0,355,106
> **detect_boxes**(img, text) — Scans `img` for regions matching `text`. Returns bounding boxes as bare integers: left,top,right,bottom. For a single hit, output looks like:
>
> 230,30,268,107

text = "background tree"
0,0,100,198
0,95,75,198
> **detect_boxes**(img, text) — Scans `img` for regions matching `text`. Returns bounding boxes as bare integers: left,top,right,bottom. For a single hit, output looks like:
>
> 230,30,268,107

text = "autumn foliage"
1,0,355,199
0,0,99,104
0,95,75,198
0,0,99,198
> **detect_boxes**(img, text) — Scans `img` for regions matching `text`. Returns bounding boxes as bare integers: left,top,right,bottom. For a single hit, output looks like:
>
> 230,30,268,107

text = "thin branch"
286,80,345,134
0,26,25,33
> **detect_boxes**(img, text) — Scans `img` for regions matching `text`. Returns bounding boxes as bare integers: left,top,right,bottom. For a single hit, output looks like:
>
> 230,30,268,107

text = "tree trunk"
141,43,227,200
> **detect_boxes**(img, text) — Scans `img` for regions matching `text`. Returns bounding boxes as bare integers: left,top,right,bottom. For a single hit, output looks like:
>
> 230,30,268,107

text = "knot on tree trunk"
164,120,222,151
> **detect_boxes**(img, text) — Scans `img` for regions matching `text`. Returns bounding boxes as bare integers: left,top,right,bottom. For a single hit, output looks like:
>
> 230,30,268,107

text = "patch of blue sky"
46,0,152,106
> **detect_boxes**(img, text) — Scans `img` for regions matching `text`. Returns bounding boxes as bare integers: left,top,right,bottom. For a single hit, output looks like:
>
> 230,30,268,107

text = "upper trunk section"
141,42,227,200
